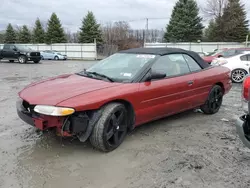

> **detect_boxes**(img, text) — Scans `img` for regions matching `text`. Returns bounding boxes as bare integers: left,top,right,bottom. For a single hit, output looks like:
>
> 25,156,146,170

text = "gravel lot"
1,60,250,188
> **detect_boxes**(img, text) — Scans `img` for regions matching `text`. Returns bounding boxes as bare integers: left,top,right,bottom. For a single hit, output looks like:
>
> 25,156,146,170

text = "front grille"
30,52,41,56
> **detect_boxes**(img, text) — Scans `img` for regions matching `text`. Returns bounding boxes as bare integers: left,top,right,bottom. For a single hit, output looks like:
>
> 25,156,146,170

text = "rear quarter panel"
192,66,231,106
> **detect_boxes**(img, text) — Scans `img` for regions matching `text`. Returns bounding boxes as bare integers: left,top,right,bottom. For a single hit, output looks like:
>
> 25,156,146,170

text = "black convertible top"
119,47,210,69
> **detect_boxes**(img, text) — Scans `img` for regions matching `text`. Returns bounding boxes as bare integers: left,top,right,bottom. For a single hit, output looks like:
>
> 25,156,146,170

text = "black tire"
231,69,247,83
9,60,14,63
89,103,128,152
18,55,27,64
54,56,59,60
33,60,40,64
200,85,223,114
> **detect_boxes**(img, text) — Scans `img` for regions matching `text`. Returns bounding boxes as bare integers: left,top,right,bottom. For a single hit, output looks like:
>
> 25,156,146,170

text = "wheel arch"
100,99,136,131
215,82,225,94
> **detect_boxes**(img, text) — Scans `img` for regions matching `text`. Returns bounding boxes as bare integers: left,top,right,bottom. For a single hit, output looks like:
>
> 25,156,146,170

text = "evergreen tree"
221,0,249,42
33,18,45,43
78,11,103,44
0,32,5,43
45,13,66,44
19,25,31,43
203,19,218,41
164,0,204,42
4,23,16,43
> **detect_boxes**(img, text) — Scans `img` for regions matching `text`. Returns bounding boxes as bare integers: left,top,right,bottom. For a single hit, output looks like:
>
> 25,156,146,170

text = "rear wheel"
89,103,128,152
18,55,27,64
231,69,247,83
201,85,223,114
54,56,59,60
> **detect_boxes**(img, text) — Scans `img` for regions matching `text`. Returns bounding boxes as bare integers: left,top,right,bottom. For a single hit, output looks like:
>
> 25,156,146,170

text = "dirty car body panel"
16,47,232,151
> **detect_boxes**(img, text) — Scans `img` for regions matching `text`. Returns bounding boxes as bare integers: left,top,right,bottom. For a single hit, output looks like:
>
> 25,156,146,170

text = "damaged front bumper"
235,114,250,149
16,98,101,142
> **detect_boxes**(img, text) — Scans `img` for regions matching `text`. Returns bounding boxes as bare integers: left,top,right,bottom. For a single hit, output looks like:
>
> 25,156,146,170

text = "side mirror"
13,48,17,51
145,70,166,81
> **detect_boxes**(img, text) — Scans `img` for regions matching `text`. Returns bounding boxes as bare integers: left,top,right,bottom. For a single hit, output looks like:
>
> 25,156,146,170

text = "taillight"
243,75,250,101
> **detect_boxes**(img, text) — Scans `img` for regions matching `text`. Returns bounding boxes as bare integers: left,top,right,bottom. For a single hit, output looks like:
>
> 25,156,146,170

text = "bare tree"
201,0,228,19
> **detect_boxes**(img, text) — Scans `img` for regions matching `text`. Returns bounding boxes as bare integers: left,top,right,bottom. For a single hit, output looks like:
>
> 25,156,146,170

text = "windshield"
79,53,157,82
52,50,62,55
16,45,32,51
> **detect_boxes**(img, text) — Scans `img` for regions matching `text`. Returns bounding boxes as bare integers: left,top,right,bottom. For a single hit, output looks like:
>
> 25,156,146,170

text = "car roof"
119,47,210,69
119,47,188,55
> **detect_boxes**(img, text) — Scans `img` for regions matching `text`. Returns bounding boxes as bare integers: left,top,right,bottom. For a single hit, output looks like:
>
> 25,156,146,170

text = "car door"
136,53,196,125
1,44,11,58
240,54,250,70
182,53,209,108
2,44,18,59
44,50,51,59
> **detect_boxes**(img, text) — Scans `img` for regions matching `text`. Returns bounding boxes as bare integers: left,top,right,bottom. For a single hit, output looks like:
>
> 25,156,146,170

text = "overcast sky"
1,0,250,32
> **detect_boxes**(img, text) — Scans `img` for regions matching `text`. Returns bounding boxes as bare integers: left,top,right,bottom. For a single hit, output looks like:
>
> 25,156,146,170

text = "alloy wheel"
232,69,247,83
105,109,127,147
19,56,25,64
208,87,223,112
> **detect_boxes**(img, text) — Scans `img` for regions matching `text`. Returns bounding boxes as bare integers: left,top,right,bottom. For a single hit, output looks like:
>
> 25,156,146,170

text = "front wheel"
231,69,247,83
200,85,223,114
89,103,128,152
54,56,59,60
18,55,27,64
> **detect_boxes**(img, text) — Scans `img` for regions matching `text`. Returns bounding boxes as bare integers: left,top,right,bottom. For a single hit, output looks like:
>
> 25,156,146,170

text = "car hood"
19,74,122,106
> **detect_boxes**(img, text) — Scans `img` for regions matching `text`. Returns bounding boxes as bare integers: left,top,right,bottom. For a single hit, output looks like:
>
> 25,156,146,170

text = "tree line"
0,0,249,48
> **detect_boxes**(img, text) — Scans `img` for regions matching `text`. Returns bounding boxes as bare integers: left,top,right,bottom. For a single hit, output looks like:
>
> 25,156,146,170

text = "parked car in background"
16,47,232,152
203,48,250,64
0,44,41,64
197,52,206,57
40,50,67,60
211,51,250,83
235,75,250,149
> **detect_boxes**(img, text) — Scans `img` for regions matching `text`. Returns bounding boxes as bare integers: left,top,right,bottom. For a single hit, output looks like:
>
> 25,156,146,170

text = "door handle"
187,80,194,85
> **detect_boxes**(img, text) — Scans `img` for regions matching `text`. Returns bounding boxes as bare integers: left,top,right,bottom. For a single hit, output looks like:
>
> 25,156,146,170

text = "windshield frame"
77,53,159,83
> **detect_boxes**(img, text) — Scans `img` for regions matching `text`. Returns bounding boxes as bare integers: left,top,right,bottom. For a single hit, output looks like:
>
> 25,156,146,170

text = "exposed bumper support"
16,99,99,142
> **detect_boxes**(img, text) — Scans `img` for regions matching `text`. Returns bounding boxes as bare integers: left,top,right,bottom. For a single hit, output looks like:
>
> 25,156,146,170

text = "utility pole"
146,18,148,43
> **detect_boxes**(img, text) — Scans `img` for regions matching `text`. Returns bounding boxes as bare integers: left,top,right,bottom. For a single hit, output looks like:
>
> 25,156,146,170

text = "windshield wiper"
86,71,114,82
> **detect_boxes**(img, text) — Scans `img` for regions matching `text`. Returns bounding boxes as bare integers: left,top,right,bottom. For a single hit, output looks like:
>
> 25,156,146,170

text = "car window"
151,54,190,77
221,49,236,57
240,55,250,61
183,54,201,72
3,44,10,50
240,55,248,61
9,45,16,50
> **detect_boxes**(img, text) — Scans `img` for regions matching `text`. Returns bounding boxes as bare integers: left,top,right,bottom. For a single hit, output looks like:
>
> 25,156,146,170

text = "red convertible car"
17,48,232,152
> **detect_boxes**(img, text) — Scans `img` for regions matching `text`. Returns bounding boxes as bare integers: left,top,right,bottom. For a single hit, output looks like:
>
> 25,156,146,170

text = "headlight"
34,105,75,116
26,52,30,56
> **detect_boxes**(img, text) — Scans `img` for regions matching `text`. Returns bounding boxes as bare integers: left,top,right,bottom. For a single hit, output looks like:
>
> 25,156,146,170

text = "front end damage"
16,98,102,142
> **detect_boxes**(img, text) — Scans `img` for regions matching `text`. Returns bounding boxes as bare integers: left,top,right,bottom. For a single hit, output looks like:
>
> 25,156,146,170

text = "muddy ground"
1,60,250,188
